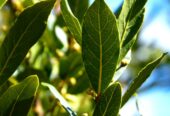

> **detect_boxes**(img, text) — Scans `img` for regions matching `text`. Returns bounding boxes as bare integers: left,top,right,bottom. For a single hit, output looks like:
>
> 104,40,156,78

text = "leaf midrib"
0,4,49,77
97,1,102,94
120,1,135,43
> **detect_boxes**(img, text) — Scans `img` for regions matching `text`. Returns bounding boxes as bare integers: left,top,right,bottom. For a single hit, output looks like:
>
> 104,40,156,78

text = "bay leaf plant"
0,0,167,115
61,0,167,115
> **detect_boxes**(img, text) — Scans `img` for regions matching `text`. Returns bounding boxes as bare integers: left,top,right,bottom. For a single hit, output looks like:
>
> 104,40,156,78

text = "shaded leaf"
59,51,83,79
16,67,49,82
54,14,66,27
0,80,12,97
61,0,82,45
121,53,167,107
0,0,7,8
68,0,89,23
93,83,122,116
59,56,71,79
68,71,90,94
118,0,147,62
43,28,64,50
41,82,77,116
0,0,55,85
82,0,120,94
0,75,39,115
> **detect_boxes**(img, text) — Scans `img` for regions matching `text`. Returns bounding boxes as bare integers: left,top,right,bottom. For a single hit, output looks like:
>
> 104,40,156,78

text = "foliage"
0,0,167,115
0,75,39,115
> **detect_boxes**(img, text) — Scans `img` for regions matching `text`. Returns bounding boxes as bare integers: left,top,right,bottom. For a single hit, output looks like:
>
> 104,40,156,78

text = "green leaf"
41,82,77,116
93,83,122,116
0,80,12,97
119,11,144,62
0,0,7,8
61,0,82,45
68,0,89,23
118,0,147,39
118,0,147,62
0,75,39,115
0,0,55,85
82,0,120,94
119,0,147,23
121,53,167,107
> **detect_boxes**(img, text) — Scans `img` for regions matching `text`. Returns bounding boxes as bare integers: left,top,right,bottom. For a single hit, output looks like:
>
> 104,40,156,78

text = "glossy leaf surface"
0,75,39,115
82,0,120,94
0,0,55,85
93,83,122,116
121,53,167,107
61,0,82,45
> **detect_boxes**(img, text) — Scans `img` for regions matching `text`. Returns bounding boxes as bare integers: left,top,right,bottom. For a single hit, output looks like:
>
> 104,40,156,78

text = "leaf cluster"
0,0,167,115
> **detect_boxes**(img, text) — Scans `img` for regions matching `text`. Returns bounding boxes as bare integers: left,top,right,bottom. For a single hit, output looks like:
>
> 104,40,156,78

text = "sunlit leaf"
93,83,122,116
0,75,39,115
41,82,77,116
121,53,167,107
119,10,144,62
118,0,147,39
118,0,147,62
82,0,120,94
61,0,82,45
0,0,55,85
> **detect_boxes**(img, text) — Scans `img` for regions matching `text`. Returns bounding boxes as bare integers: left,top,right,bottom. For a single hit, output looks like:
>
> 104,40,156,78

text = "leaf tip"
29,75,39,87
